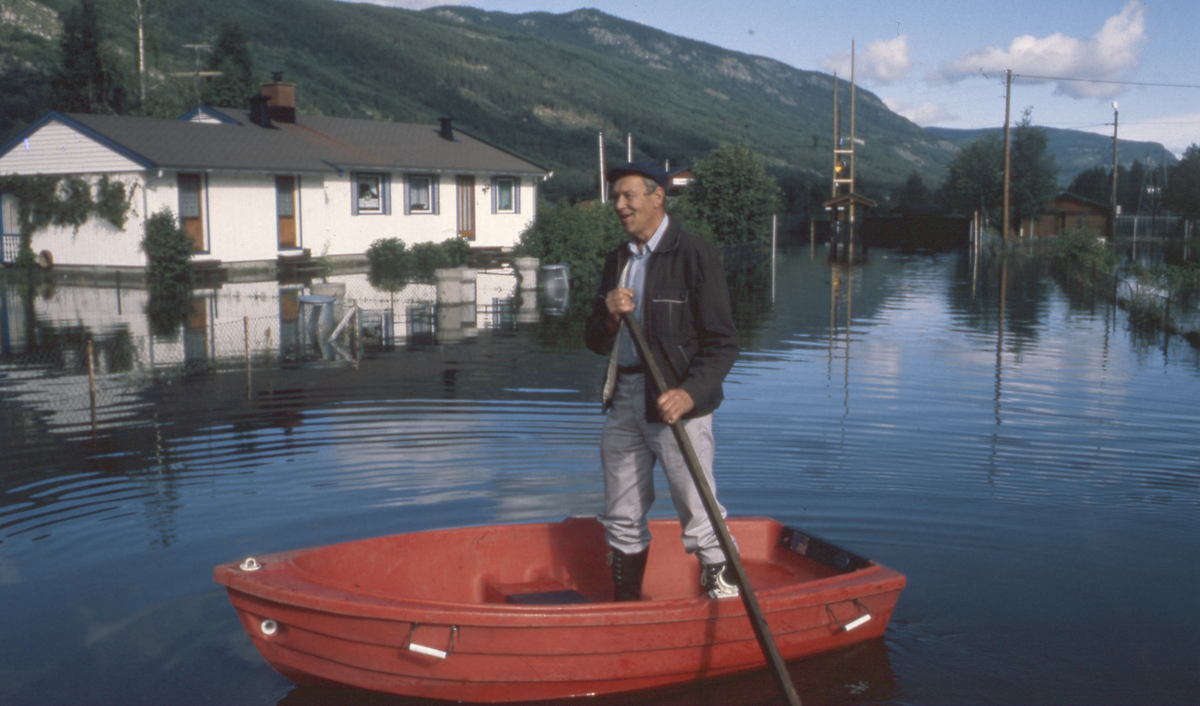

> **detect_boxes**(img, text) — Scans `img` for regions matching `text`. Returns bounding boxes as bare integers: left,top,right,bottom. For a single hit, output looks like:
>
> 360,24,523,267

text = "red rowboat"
213,516,905,702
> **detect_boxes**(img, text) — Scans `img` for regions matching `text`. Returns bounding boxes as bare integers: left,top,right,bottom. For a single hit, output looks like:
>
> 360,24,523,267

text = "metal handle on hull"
827,599,872,632
406,623,458,659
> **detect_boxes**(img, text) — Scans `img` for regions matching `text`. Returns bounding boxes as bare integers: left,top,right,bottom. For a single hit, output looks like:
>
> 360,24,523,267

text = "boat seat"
505,589,591,605
486,578,593,605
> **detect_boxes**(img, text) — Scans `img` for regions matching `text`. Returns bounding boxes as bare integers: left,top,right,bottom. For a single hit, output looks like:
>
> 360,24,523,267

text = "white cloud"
933,0,1147,99
1115,111,1200,159
883,97,958,125
821,35,912,85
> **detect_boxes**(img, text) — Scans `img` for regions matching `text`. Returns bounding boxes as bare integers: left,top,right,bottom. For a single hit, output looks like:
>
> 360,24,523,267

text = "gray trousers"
599,373,728,565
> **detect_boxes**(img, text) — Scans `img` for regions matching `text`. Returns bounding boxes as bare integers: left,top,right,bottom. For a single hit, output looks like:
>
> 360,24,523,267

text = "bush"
441,237,471,268
1049,228,1117,274
515,199,625,297
142,209,193,291
366,237,410,291
141,208,194,336
666,191,717,246
368,237,472,288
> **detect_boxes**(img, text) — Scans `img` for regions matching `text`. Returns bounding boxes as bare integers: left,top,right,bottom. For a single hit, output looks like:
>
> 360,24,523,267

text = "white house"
0,78,549,271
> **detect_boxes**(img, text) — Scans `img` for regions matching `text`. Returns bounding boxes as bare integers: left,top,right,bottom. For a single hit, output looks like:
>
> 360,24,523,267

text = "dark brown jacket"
585,217,739,422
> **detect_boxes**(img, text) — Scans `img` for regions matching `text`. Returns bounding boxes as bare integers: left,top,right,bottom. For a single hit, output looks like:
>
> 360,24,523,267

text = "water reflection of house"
0,75,549,270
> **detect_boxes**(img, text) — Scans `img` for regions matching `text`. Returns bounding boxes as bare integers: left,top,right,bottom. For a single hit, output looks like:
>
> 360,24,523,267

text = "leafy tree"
202,19,256,108
50,0,124,114
892,171,934,208
938,133,1003,222
937,113,1058,233
1010,110,1060,225
516,199,624,296
688,144,780,246
1068,166,1110,204
1123,160,1146,213
664,190,716,245
1165,144,1200,219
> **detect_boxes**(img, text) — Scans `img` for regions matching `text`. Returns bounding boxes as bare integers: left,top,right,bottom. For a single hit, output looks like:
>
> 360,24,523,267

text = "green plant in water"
1049,228,1117,274
368,237,471,288
142,208,194,337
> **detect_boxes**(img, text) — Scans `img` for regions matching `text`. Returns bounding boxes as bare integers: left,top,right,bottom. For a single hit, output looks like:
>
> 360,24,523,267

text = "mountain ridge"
0,0,1179,202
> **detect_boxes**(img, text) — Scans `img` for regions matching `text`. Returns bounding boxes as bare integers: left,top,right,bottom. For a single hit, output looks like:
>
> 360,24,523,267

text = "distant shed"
1032,192,1112,238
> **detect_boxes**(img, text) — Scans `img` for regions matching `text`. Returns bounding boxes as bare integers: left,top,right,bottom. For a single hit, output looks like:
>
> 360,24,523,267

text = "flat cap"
606,159,669,190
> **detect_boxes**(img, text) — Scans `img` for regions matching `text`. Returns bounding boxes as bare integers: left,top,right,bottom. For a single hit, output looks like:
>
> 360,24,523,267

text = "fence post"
244,316,251,400
87,338,97,436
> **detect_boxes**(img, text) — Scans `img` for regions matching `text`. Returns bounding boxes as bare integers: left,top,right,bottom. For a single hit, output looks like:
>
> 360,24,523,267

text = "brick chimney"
259,72,296,124
439,116,454,141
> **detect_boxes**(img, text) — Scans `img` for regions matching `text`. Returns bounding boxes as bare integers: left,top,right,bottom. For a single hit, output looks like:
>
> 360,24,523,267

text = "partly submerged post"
87,339,96,435
244,316,251,400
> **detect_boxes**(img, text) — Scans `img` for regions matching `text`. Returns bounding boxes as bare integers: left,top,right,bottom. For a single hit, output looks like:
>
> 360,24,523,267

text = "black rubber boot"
608,548,649,602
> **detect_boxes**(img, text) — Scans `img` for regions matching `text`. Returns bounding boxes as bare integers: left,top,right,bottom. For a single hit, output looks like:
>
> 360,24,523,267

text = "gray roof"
55,110,548,176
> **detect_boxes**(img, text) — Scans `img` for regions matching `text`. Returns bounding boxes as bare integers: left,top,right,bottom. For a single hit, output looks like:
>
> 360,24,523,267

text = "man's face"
612,175,664,243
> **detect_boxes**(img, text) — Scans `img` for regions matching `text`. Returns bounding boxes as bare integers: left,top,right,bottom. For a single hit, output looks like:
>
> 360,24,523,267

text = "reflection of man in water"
584,160,741,602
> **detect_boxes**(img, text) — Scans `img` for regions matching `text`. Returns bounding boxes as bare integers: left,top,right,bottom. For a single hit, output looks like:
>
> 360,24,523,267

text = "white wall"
20,173,148,268
0,120,145,175
9,168,538,269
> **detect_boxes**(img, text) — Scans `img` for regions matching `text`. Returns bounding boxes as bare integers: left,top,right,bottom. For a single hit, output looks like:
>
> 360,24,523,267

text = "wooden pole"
1111,104,1120,238
244,316,251,400
599,132,607,203
621,315,802,706
831,73,839,198
849,41,857,227
1002,69,1012,242
87,338,97,435
771,213,777,303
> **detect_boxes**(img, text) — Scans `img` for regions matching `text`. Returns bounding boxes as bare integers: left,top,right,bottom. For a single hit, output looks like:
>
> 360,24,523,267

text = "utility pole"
598,132,606,203
1002,69,1012,242
179,43,213,107
831,72,839,198
627,133,632,162
849,40,857,227
1111,102,1119,237
134,0,147,104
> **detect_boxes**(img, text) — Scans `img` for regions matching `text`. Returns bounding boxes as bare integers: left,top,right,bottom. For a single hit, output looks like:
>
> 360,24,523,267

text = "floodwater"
2,244,1198,705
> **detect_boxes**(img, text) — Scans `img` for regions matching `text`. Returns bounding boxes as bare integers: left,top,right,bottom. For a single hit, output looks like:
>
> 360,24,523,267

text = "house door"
177,174,205,251
276,176,297,249
456,175,475,241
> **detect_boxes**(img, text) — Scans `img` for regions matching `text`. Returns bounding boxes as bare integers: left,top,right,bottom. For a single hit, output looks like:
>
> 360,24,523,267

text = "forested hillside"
926,126,1178,187
1,0,958,202
0,0,1177,204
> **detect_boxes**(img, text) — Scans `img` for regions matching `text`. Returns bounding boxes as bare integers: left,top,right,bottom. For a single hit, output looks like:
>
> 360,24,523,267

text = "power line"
1013,73,1200,90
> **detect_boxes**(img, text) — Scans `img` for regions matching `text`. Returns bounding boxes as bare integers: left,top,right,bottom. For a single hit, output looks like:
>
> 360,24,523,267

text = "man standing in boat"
585,160,741,602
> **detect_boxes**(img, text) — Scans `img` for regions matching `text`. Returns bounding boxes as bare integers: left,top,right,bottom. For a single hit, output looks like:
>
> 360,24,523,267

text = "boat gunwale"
214,519,905,628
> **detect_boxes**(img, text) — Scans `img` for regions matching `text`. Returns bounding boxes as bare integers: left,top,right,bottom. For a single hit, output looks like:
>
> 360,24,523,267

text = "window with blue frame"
491,176,519,214
354,173,390,215
406,175,438,215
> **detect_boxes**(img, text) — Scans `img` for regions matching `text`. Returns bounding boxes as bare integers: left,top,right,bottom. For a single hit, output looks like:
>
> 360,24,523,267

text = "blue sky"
342,0,1198,160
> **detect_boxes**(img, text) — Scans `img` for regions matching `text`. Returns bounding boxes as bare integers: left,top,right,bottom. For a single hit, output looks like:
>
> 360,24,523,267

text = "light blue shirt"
618,215,669,367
